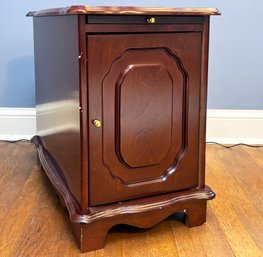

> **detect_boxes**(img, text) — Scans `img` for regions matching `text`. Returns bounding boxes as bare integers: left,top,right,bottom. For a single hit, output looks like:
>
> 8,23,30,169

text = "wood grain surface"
88,32,202,205
27,6,221,17
0,141,262,256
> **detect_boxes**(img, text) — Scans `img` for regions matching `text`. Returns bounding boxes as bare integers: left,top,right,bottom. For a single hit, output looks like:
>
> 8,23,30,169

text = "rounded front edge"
27,6,221,17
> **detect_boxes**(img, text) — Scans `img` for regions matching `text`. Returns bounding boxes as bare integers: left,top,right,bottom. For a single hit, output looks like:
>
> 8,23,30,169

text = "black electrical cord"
1,139,263,149
206,142,263,148
0,139,30,143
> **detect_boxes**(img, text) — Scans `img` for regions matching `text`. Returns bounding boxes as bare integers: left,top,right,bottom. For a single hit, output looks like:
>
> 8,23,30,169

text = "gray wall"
0,0,262,109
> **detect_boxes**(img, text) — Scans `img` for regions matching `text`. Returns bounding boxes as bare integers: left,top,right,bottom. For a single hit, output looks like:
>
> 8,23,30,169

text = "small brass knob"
147,17,156,24
92,119,102,128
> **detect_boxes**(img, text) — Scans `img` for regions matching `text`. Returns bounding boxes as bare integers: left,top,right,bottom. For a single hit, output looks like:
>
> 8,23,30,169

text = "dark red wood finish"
30,7,220,252
78,15,89,213
32,15,82,205
88,32,202,205
198,16,210,188
27,6,220,17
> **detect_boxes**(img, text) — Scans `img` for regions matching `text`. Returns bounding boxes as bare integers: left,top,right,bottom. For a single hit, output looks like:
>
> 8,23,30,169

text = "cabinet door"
88,33,202,205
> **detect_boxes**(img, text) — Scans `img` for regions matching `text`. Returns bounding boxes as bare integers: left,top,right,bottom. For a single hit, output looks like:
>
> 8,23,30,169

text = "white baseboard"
0,108,36,140
0,108,263,144
206,110,263,144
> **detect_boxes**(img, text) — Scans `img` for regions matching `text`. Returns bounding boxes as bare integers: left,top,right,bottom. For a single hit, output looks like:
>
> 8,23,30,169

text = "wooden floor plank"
0,142,35,220
0,167,43,255
206,145,262,257
0,142,262,256
225,147,263,194
168,205,234,257
9,176,68,257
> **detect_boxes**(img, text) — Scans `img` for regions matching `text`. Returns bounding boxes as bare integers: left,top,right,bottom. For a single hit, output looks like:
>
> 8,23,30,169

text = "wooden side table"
28,6,220,252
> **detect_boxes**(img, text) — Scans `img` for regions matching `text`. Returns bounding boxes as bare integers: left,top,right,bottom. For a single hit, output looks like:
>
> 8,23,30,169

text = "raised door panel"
119,63,172,168
102,48,185,183
88,33,202,205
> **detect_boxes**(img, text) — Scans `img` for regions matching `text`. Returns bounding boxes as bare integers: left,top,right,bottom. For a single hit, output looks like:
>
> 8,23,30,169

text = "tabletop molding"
27,6,221,17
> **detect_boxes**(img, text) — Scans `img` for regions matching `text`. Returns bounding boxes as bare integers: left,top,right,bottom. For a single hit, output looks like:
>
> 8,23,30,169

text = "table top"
27,5,221,17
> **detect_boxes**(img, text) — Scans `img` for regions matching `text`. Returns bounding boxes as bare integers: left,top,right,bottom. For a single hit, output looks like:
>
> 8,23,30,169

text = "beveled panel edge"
101,47,188,186
27,6,221,17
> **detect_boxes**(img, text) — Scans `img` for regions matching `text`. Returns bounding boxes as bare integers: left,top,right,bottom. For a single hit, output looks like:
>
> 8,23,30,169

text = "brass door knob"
147,17,156,24
92,119,102,128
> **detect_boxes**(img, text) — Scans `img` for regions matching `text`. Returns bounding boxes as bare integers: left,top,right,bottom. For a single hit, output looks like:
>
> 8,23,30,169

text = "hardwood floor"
0,141,262,257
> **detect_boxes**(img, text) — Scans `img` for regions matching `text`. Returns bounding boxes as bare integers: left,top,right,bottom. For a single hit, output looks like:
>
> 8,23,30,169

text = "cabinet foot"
72,222,110,252
185,201,207,227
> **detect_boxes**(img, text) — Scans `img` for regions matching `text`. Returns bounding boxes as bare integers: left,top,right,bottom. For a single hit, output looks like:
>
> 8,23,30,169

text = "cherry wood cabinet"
28,5,220,252
88,32,202,205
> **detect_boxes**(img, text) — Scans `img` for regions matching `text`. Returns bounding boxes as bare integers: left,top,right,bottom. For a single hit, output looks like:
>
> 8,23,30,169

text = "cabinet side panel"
33,15,81,203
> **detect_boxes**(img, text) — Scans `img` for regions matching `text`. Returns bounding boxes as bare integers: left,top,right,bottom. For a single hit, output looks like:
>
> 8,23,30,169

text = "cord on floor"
0,139,30,143
206,142,263,148
1,139,263,149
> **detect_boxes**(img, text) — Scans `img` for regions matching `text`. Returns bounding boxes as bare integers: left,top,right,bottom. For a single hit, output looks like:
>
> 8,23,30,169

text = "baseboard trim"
206,109,263,144
0,108,36,140
0,108,263,144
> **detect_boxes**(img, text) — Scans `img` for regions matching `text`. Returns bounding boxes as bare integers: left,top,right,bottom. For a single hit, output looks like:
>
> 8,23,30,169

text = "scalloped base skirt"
73,194,212,252
32,135,215,253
